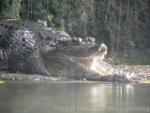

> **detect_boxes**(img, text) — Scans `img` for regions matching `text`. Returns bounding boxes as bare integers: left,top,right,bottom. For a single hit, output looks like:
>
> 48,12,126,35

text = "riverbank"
0,65,150,81
113,65,150,79
0,72,69,81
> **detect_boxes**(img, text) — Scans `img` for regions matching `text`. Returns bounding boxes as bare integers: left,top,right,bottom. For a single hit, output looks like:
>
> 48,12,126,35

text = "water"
0,81,150,113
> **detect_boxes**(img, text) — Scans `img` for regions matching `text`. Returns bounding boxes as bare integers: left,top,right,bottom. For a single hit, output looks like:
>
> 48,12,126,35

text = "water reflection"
89,84,135,112
0,81,150,113
125,84,134,97
90,86,99,97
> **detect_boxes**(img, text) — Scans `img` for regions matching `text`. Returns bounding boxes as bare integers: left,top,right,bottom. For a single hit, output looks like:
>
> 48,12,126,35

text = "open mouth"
71,43,108,74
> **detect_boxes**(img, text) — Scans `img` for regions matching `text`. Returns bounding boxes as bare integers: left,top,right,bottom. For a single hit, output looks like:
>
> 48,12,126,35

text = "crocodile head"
43,38,108,79
39,30,108,79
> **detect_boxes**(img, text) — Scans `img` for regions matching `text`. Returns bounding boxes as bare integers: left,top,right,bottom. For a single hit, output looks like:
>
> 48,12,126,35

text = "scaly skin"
0,20,145,82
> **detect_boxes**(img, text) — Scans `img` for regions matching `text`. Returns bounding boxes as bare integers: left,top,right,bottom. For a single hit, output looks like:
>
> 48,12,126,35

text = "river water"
0,81,150,113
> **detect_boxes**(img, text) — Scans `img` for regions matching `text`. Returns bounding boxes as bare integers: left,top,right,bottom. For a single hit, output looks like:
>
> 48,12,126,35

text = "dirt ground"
0,65,150,81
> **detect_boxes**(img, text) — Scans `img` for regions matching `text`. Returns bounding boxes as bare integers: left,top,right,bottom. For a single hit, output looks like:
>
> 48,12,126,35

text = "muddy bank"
113,65,150,78
0,65,150,81
0,72,71,81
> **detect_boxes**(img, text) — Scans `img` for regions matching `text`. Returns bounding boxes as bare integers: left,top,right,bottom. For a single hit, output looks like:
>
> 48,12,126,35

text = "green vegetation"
0,80,5,84
20,0,96,37
0,0,150,65
116,53,150,65
0,0,21,19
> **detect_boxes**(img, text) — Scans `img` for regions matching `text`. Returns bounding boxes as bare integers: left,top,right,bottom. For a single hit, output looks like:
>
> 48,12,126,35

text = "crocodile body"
0,20,144,82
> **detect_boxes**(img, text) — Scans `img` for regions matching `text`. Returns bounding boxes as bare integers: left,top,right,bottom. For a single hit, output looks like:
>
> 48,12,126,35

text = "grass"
0,80,5,84
140,80,150,84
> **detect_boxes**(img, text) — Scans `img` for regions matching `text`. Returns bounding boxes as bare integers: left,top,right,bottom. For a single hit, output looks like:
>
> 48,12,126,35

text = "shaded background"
0,0,150,64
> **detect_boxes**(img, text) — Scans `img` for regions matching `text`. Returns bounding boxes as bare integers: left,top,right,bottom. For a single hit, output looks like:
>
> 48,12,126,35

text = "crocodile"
0,20,145,82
